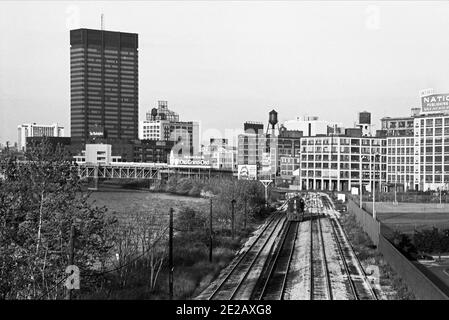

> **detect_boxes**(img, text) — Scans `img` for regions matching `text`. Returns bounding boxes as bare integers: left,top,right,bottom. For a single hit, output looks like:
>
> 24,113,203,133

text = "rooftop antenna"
101,13,104,31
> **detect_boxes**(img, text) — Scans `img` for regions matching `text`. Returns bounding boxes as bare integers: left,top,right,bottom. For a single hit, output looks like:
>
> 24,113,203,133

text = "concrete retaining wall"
347,200,380,247
378,236,449,300
347,199,449,300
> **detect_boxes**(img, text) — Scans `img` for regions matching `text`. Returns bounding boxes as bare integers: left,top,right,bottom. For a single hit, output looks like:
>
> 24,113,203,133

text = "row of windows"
419,118,449,127
300,171,385,179
418,127,449,136
303,138,385,146
301,146,386,154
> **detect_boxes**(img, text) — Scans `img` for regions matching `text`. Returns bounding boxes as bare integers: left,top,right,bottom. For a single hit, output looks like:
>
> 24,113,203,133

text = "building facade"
139,101,200,155
202,138,237,171
383,107,449,191
299,131,387,192
18,123,65,151
133,140,175,163
413,114,449,191
237,122,266,162
280,155,300,181
70,28,138,144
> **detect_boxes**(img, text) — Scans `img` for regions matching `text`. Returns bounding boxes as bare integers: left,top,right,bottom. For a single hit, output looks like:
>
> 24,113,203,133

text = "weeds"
339,211,415,300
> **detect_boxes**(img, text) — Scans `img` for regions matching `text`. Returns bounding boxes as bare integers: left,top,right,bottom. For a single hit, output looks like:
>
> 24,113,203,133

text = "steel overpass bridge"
76,162,232,190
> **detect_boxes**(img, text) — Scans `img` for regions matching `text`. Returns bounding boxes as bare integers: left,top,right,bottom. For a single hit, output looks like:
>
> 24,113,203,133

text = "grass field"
89,187,209,223
85,187,258,299
373,202,449,234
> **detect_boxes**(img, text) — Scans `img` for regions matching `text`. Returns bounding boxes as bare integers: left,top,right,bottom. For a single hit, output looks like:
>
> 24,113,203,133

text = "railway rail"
321,194,378,300
253,221,300,300
200,210,286,300
197,193,378,300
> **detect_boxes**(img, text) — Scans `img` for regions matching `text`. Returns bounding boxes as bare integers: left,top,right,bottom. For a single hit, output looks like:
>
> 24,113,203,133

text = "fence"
347,199,449,300
359,192,449,204
347,200,380,247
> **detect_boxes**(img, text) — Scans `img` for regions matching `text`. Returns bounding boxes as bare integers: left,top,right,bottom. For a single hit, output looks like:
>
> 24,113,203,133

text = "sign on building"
261,152,271,172
238,165,257,180
421,93,449,113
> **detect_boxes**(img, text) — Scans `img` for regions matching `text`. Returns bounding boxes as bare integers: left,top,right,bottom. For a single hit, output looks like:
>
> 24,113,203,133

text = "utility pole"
231,199,236,239
209,198,213,263
372,153,379,221
66,224,75,300
260,179,272,208
360,181,363,209
361,155,368,209
169,208,174,300
244,198,247,230
394,170,398,205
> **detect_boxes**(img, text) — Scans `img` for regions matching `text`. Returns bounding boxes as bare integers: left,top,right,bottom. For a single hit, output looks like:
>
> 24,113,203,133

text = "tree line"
391,228,449,260
0,140,269,299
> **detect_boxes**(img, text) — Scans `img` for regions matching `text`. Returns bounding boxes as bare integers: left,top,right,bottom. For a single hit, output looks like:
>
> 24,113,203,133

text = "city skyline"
2,1,449,145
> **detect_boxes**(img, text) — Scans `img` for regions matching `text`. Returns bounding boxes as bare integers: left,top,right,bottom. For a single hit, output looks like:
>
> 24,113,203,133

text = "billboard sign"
170,153,210,166
173,158,210,166
238,165,257,180
261,152,271,166
261,152,271,172
421,93,449,113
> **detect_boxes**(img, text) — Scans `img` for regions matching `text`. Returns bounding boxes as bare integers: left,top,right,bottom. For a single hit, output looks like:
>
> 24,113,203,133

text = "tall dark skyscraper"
70,28,138,144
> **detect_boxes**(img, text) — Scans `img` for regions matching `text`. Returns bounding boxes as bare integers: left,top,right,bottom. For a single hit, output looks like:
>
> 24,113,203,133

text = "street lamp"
372,152,380,220
259,179,272,208
231,199,236,239
207,195,215,262
361,155,369,209
394,168,398,206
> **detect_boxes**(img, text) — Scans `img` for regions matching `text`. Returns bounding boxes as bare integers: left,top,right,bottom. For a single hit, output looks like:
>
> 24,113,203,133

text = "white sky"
1,1,449,145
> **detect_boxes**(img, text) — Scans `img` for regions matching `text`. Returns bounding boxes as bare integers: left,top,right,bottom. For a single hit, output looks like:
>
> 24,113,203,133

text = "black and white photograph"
1,0,449,310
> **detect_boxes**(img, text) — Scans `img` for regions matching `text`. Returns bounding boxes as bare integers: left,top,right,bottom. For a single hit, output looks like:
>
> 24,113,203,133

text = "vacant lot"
373,202,449,234
89,188,209,224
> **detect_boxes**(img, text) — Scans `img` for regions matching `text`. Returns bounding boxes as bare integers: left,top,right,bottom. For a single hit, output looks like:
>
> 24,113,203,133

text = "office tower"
70,28,138,144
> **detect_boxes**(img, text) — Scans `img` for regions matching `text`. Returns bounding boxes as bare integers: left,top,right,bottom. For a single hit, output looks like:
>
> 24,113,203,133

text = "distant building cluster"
237,100,449,193
8,27,449,193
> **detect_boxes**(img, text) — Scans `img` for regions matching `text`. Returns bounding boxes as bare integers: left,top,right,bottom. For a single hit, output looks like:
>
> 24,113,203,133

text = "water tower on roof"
266,109,280,136
356,111,373,137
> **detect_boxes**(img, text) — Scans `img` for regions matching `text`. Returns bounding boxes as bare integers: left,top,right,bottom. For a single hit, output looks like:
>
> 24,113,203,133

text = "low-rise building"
202,138,237,171
18,123,65,151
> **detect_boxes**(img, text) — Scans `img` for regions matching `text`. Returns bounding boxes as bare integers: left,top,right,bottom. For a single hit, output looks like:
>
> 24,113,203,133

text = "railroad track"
329,216,378,300
253,221,300,300
202,210,287,300
321,194,378,300
198,193,378,301
310,206,333,300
